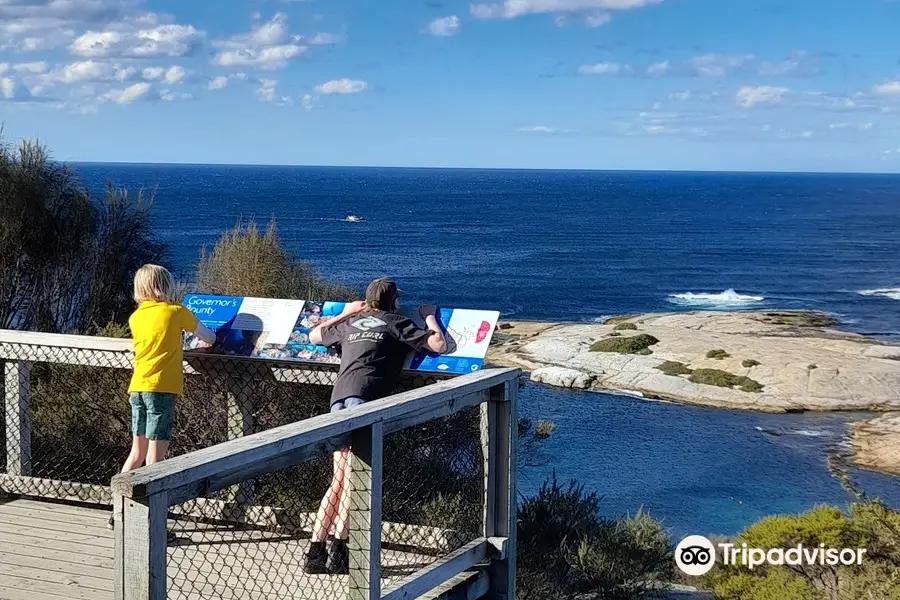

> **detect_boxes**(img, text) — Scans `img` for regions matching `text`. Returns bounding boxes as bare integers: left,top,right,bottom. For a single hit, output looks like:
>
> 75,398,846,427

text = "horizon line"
69,160,900,177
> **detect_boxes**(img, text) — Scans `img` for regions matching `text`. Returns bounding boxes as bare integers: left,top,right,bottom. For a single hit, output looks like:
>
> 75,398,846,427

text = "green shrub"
699,499,900,600
689,368,763,393
0,137,166,333
655,361,693,376
763,312,835,328
614,322,638,331
606,332,622,337
590,334,659,355
517,477,672,600
743,359,761,368
706,349,730,360
195,219,359,301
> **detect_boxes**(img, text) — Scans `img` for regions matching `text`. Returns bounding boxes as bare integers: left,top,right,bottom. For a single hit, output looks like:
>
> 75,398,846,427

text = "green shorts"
129,392,177,441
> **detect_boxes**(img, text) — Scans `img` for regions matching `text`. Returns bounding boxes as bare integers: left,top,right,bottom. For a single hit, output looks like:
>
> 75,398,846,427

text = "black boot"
304,541,328,574
326,538,349,575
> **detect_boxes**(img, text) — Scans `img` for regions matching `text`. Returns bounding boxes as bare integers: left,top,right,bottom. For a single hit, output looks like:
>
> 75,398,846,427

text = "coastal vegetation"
762,312,835,328
697,495,900,600
196,219,358,302
742,359,761,368
591,334,659,355
0,137,164,333
706,349,731,360
689,368,764,393
655,361,693,377
614,322,638,331
517,477,672,600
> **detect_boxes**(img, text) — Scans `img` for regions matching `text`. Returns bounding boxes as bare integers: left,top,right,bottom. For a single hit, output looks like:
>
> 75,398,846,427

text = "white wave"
858,288,900,301
789,429,830,438
667,288,764,308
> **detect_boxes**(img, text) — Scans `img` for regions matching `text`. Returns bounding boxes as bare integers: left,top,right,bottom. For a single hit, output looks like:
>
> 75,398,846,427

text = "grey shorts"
331,396,365,413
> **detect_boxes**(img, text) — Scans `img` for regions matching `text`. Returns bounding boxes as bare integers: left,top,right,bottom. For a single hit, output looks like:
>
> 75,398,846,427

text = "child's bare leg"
146,440,169,465
333,449,353,540
121,436,148,472
311,450,349,542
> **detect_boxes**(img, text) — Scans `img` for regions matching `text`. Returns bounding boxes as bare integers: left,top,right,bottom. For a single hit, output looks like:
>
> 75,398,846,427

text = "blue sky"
2,0,900,172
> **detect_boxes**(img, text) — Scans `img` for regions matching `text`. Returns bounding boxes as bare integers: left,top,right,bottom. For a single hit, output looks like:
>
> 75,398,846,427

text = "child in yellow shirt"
120,265,215,474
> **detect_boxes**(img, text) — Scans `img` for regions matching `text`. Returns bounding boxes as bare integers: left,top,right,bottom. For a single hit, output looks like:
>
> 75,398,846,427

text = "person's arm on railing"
309,301,367,345
418,305,449,354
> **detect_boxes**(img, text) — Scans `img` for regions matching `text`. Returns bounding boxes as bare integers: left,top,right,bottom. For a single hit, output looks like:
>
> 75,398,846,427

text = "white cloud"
302,93,314,110
862,122,874,129
116,66,136,81
668,90,691,101
162,65,185,84
757,51,817,77
298,32,341,45
585,12,611,27
71,22,203,58
874,81,900,95
578,61,621,75
213,45,305,68
142,66,165,80
212,13,306,70
0,0,130,51
689,54,755,77
13,62,47,74
102,81,151,105
0,77,16,99
736,85,788,108
470,0,662,20
428,16,460,36
802,131,813,138
51,60,132,84
160,89,192,101
518,125,558,133
646,60,670,77
255,78,277,102
315,78,367,95
209,76,229,91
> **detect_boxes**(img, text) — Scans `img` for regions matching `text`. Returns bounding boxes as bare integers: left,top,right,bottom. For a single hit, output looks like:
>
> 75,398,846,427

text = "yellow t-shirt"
128,301,199,395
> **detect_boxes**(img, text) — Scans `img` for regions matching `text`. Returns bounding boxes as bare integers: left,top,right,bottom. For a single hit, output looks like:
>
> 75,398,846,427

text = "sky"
2,0,900,172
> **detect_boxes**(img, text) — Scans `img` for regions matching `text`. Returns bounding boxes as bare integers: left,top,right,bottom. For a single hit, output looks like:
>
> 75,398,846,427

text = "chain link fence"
1,336,489,599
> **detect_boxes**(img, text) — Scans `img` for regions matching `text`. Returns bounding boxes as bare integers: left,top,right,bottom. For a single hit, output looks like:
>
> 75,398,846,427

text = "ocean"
77,163,900,537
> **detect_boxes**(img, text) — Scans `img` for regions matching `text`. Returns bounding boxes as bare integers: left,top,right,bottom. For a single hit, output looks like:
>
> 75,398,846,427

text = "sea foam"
858,288,900,301
667,288,764,308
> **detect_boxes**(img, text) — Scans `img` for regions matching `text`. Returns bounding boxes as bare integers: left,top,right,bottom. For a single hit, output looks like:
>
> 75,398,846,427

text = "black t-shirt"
319,310,432,405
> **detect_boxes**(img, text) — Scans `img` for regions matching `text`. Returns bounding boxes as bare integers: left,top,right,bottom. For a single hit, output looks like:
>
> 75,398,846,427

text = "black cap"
365,277,400,310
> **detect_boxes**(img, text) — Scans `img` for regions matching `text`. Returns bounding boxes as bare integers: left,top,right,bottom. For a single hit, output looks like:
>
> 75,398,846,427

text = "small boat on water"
345,215,366,222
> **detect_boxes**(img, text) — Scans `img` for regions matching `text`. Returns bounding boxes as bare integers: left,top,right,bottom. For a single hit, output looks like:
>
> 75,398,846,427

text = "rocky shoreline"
486,310,900,476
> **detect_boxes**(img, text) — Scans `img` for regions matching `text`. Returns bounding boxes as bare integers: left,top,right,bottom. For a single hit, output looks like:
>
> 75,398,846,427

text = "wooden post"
4,360,31,477
117,492,168,600
225,374,254,515
482,382,517,600
348,423,383,600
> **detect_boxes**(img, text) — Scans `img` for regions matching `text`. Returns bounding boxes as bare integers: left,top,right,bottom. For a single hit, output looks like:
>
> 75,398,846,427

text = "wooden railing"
111,367,519,600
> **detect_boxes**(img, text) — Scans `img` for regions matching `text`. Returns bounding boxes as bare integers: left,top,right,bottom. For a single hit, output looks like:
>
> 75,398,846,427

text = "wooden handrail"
111,368,519,501
0,329,133,351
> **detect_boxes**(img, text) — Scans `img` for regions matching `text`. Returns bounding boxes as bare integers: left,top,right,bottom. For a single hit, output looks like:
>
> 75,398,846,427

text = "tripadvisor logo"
675,536,716,576
674,535,868,577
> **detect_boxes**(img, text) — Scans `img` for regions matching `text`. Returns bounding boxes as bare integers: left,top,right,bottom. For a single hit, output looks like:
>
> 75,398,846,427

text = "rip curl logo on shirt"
351,316,387,331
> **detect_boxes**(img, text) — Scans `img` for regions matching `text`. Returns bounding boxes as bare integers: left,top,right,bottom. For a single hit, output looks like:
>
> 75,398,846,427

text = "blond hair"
133,264,177,303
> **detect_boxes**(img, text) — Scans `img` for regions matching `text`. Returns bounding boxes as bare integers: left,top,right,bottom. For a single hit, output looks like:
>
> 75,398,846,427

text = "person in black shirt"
304,278,448,574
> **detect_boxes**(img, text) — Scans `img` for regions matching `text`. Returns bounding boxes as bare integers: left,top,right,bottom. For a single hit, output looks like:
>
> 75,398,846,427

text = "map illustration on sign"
183,294,499,375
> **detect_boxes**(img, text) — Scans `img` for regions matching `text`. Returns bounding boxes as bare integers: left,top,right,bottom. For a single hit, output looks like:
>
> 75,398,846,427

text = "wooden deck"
0,498,439,600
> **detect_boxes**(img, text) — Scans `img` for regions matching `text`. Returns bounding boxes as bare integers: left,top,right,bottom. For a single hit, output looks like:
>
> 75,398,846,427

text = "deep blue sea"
78,163,900,538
